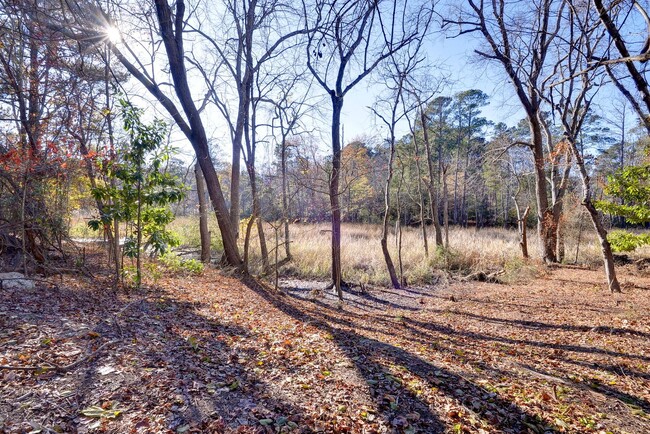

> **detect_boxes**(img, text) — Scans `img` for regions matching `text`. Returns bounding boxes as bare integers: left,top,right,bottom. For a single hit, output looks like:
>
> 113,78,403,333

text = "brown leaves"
2,267,650,433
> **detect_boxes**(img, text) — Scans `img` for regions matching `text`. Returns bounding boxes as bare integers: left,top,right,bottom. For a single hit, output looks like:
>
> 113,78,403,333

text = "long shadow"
566,359,650,382
100,289,320,432
244,277,545,433
403,316,650,363
400,314,650,419
0,283,314,433
517,363,650,414
284,281,424,312
439,309,650,339
455,295,612,315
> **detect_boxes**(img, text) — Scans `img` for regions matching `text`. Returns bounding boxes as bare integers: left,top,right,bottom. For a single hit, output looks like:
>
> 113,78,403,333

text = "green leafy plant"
596,159,650,252
607,230,650,252
159,253,205,275
88,100,185,286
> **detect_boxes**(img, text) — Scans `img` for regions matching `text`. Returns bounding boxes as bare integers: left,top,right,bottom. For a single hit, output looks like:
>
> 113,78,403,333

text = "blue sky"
328,30,525,146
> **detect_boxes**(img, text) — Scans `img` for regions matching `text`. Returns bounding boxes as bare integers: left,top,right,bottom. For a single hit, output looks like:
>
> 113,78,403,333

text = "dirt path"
1,266,649,433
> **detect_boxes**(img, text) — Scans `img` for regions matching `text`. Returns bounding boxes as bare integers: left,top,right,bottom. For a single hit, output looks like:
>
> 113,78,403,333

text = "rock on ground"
0,272,35,290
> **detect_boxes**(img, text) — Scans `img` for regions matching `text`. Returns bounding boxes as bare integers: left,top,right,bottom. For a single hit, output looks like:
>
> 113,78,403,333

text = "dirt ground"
1,264,649,433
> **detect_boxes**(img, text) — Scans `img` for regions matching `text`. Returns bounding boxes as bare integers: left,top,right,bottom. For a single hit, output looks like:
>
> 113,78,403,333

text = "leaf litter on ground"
0,263,649,433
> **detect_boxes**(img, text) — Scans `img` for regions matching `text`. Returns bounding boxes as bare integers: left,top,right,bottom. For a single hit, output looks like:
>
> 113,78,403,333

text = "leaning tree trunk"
380,132,400,289
412,130,428,256
118,0,244,268
257,216,270,273
568,138,621,293
194,163,211,263
421,111,443,246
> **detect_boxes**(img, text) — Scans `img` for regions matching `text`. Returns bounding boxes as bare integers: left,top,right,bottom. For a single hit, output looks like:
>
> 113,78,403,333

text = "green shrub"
607,230,650,253
159,253,205,275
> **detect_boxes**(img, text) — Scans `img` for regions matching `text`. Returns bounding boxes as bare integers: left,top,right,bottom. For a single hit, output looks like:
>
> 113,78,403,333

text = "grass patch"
71,214,621,286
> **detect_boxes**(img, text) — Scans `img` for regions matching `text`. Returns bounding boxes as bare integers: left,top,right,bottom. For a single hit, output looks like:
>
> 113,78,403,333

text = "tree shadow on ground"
400,310,650,420
438,309,650,339
403,316,650,363
516,363,650,413
0,283,312,433
283,280,425,312
244,278,547,433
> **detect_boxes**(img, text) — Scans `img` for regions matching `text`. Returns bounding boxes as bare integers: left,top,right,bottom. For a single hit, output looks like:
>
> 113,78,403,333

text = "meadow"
169,216,615,286
70,213,650,286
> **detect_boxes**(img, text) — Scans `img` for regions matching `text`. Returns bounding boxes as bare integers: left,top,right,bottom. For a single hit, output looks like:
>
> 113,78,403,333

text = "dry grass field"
70,215,650,287
230,221,610,286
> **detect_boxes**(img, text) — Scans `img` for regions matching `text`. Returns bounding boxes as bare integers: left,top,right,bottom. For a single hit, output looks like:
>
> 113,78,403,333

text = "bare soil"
1,264,649,433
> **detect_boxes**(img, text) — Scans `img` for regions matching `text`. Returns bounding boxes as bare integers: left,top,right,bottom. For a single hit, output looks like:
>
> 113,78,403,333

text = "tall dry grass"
73,214,642,286
245,222,608,286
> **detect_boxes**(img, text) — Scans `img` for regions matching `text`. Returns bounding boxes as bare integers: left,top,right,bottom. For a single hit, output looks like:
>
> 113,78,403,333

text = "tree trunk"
257,216,269,273
135,159,142,288
380,131,400,289
556,215,565,263
460,149,469,227
420,110,443,246
230,149,241,238
568,138,621,293
410,125,428,256
243,213,254,269
242,164,269,273
453,137,461,224
516,204,530,259
104,50,121,279
396,171,405,287
281,140,292,260
530,117,556,263
443,165,450,248
546,127,572,262
231,93,248,237
330,94,343,299
194,163,211,263
112,0,243,268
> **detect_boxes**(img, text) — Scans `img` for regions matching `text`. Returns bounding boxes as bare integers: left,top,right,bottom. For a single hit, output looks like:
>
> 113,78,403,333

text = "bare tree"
187,0,307,241
444,0,565,263
266,74,317,261
404,111,429,256
423,105,444,244
304,0,431,298
593,0,650,134
372,33,430,288
549,0,621,292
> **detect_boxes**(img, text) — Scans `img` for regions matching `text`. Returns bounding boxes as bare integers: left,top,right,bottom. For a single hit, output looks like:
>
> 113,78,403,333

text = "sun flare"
105,26,121,44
